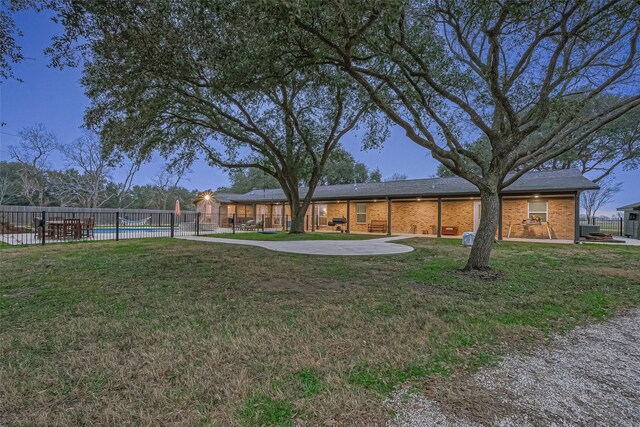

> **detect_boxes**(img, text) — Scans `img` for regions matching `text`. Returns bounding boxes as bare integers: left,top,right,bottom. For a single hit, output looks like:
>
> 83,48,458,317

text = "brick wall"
390,201,439,234
502,196,575,240
211,194,576,240
441,200,474,234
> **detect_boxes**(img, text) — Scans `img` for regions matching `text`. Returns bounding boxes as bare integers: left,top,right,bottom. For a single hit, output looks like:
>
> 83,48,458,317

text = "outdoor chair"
63,218,82,240
240,219,256,230
81,217,95,238
32,217,54,239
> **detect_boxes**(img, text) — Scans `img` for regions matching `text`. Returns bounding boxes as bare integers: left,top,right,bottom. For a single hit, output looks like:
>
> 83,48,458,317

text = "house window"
317,204,328,226
273,205,282,225
356,203,367,224
528,200,548,222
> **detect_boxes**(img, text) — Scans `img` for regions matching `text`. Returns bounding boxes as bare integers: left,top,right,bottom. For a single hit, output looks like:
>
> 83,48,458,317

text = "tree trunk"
289,205,307,233
464,190,500,271
285,189,309,234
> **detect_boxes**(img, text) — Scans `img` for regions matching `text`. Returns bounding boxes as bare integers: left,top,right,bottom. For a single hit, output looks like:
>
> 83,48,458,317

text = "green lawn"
204,231,382,241
1,238,639,426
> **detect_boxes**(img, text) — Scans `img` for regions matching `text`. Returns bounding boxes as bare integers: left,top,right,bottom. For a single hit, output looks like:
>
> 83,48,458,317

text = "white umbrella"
175,199,181,217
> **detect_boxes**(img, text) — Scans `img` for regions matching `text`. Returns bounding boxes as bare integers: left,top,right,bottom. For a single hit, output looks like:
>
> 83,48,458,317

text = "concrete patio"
177,235,415,256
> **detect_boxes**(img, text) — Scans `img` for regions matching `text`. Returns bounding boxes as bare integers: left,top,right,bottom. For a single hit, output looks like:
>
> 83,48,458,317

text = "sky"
1,10,639,216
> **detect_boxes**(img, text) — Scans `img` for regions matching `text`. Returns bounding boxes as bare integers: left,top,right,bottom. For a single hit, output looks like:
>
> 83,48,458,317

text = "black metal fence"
0,207,327,246
579,217,624,236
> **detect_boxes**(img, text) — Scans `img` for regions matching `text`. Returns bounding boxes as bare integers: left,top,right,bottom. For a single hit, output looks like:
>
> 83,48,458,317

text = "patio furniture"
0,221,29,234
327,217,347,232
81,217,95,238
368,219,387,233
442,226,459,235
63,218,82,240
240,219,258,230
120,216,151,225
507,221,552,239
45,216,64,239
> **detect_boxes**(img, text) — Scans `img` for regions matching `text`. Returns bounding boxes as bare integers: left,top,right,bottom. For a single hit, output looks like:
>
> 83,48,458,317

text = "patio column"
346,200,351,233
574,191,581,244
311,201,316,232
281,202,285,230
437,197,442,238
386,197,392,236
498,195,503,240
252,204,257,221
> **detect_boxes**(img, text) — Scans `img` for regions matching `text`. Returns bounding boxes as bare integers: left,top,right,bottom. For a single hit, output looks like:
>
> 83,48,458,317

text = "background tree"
386,173,408,181
284,0,640,269
9,123,57,205
0,161,26,204
146,168,189,211
57,1,381,233
368,168,383,183
216,168,281,194
319,147,382,185
582,178,622,223
58,132,113,208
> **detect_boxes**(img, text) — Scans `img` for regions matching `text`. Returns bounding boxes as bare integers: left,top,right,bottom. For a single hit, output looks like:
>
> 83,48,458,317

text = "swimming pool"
93,227,170,234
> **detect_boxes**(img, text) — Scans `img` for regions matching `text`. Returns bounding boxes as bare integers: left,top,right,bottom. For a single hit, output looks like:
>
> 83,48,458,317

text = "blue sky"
1,10,638,215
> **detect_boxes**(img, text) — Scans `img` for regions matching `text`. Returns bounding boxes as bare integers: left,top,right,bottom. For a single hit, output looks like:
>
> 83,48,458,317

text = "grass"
1,238,639,426
203,231,382,241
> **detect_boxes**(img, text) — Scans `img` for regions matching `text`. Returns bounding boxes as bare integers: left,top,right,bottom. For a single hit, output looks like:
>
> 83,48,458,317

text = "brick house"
193,169,598,242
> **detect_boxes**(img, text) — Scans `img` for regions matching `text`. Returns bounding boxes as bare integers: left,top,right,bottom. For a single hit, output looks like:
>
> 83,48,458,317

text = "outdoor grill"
327,217,347,232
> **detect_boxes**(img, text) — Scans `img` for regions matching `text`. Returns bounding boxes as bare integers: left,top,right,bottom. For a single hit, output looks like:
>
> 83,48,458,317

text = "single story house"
193,169,598,242
617,201,640,239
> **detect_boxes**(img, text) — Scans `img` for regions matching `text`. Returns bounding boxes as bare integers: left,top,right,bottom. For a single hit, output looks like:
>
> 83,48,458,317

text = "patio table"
47,220,65,239
507,221,552,239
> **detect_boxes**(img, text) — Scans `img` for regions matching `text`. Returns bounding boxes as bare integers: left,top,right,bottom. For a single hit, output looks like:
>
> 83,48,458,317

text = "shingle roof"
217,169,598,203
192,189,244,204
617,202,640,211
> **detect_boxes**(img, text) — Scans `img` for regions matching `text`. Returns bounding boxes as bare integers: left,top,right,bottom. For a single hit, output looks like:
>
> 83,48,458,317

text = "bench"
368,220,387,233
441,226,459,236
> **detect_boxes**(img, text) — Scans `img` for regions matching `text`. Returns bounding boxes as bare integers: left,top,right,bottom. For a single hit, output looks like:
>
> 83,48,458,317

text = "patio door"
316,204,328,226
473,200,481,232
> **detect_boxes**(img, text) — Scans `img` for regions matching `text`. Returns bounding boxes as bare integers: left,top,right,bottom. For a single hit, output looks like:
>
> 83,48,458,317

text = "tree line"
1,124,198,210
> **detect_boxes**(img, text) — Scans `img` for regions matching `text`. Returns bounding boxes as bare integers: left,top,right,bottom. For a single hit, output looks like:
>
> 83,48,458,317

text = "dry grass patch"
1,238,639,426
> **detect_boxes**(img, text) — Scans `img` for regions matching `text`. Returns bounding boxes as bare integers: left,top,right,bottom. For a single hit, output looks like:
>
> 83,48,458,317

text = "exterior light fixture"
204,194,211,201
534,194,540,198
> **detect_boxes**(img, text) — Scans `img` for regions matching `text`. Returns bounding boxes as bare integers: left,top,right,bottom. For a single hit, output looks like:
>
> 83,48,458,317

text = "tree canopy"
279,0,640,269
55,0,382,232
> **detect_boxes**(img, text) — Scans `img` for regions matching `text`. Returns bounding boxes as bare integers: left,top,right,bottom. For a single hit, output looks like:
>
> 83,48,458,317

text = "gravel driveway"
389,309,640,426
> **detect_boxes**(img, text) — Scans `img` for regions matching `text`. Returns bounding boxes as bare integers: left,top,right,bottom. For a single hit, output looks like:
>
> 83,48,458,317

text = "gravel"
389,309,640,426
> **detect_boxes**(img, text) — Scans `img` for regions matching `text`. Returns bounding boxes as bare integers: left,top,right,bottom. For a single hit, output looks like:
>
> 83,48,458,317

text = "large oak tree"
53,1,380,233
276,0,640,269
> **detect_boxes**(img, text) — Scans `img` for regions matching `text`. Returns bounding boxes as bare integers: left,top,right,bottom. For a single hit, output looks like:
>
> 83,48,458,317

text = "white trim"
355,203,367,224
473,200,481,232
528,199,548,222
316,203,328,226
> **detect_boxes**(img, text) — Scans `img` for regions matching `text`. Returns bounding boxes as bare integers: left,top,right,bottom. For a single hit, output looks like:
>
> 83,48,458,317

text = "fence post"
196,212,201,236
41,210,46,246
171,213,175,237
116,212,120,241
620,217,623,236
262,214,265,232
233,213,236,234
